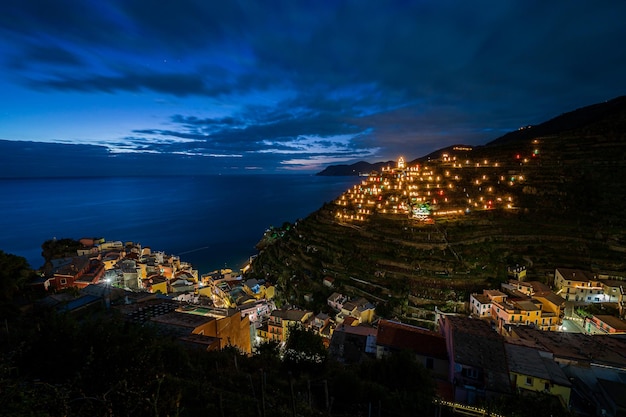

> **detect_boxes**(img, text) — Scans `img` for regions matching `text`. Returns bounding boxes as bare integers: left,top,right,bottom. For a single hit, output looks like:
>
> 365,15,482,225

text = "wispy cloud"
1,1,625,174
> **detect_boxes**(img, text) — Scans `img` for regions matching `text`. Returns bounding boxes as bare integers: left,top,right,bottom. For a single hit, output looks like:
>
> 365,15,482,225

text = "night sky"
1,1,625,176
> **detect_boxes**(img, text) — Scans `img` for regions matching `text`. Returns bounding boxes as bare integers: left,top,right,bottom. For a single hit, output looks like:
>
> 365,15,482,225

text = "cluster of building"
32,238,199,294
29,231,626,416
471,266,626,335
334,142,540,223
30,237,382,352
328,309,626,416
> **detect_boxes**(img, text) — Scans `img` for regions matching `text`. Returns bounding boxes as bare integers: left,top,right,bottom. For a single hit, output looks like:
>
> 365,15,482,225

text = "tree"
283,324,327,374
0,250,33,300
40,238,82,272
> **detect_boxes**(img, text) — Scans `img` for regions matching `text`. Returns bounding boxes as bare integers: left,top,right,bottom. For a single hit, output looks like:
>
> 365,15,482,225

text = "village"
29,229,626,416
334,141,540,223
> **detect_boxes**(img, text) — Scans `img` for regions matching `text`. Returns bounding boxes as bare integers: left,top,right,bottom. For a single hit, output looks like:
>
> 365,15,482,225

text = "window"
525,376,533,386
60,278,67,285
463,368,479,379
544,382,550,391
426,358,434,369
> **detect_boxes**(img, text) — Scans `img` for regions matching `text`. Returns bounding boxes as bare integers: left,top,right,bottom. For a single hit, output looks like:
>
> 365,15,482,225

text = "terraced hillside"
245,96,626,317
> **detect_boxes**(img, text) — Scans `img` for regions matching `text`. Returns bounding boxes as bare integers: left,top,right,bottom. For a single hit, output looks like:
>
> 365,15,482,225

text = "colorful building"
376,320,448,380
439,315,512,405
554,268,604,302
505,344,571,408
266,309,313,343
584,315,626,334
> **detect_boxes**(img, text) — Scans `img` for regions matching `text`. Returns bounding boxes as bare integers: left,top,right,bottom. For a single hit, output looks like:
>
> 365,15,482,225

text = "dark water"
0,175,360,274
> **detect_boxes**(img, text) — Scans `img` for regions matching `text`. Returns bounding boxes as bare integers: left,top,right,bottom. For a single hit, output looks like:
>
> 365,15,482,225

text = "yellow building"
505,344,571,409
532,292,565,330
267,309,313,343
142,275,168,294
486,288,562,332
152,308,252,354
554,268,603,302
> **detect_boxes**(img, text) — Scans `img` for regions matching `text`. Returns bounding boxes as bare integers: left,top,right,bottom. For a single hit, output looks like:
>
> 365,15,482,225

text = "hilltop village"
27,133,626,417
335,142,535,222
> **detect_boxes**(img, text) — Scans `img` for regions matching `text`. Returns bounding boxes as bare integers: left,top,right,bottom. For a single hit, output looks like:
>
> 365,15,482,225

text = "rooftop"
151,311,215,329
533,291,566,306
505,343,571,387
444,315,511,393
593,315,626,331
271,308,312,322
377,319,447,359
510,326,626,368
471,293,491,304
514,300,541,311
556,268,596,282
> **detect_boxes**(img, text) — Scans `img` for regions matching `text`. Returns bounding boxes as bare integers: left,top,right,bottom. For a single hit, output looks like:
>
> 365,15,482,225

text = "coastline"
0,174,361,274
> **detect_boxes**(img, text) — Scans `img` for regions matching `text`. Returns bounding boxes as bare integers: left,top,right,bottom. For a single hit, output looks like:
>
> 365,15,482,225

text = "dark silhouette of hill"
316,160,393,176
319,95,626,175
485,95,626,146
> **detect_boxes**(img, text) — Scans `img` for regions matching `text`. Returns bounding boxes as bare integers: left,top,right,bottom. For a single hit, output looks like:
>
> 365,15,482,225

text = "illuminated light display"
332,142,539,222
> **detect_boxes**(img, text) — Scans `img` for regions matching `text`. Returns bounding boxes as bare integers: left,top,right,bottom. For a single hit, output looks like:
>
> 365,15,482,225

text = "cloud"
1,1,626,174
7,44,84,70
26,71,216,97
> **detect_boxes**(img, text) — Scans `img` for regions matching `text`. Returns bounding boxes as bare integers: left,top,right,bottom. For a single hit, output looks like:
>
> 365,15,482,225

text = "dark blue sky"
1,1,625,176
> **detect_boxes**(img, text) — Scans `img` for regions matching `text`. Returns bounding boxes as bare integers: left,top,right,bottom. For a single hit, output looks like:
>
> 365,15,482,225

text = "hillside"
316,160,393,176
246,96,626,319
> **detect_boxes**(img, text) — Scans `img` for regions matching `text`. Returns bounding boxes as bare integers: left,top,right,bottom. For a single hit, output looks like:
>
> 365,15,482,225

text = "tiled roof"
505,344,570,386
511,326,626,368
514,300,541,311
533,291,565,306
377,319,447,359
444,316,511,393
593,315,626,331
556,268,596,282
117,299,178,324
334,322,376,337
151,311,215,329
471,293,491,304
484,289,506,298
529,281,551,293
271,309,311,322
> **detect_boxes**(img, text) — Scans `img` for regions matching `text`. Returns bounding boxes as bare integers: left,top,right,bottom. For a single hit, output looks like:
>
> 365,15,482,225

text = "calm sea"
0,175,360,274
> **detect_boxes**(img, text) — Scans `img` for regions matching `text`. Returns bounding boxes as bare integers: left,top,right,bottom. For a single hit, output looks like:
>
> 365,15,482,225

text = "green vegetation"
576,303,620,318
246,102,626,322
0,250,37,318
40,237,83,272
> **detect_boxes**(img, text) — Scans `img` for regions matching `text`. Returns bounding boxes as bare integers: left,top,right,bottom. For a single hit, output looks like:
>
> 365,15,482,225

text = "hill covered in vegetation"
247,96,626,318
